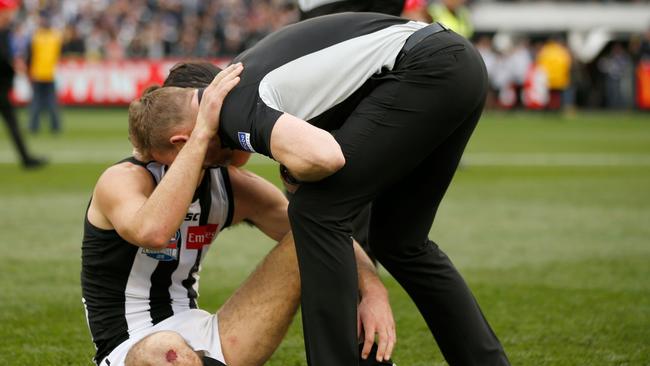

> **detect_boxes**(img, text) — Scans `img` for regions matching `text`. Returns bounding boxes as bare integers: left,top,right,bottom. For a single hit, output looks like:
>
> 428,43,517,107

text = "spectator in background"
0,0,46,169
428,0,473,39
83,22,105,60
104,29,124,61
637,28,650,61
9,19,28,57
599,42,634,109
14,0,298,60
493,36,532,109
61,24,85,58
27,11,63,134
475,35,499,108
537,35,572,110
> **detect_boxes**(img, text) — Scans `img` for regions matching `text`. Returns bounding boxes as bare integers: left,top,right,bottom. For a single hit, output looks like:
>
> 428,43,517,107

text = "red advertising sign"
637,61,650,110
10,58,230,106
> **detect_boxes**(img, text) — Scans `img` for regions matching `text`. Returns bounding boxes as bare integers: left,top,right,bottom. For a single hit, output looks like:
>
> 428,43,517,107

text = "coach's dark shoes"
359,343,397,366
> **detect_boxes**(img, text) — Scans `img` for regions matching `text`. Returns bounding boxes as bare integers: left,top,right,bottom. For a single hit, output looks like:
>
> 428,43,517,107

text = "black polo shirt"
217,12,427,158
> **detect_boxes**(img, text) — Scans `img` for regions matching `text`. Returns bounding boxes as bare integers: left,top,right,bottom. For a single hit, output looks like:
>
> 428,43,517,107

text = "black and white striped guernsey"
81,157,234,365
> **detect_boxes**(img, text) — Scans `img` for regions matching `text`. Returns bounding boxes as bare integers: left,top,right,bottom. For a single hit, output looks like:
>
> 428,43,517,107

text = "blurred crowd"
13,0,298,60
476,31,650,110
7,0,650,110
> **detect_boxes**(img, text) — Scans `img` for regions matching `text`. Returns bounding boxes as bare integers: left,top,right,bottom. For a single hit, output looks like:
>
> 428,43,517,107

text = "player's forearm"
354,242,388,299
131,133,210,249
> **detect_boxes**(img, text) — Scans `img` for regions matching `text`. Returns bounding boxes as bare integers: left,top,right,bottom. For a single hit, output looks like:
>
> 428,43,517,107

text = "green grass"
1,108,649,365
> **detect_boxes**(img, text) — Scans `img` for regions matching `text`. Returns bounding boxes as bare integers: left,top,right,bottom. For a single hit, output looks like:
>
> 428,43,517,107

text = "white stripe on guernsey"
124,252,158,334
209,171,230,225
147,162,165,183
169,204,201,313
258,21,427,121
81,297,98,351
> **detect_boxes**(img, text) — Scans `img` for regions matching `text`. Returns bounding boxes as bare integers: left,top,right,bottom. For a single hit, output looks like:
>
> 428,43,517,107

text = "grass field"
1,108,649,365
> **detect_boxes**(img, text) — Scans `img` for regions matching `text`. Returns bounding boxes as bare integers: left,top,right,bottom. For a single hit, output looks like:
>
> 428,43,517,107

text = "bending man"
149,12,509,366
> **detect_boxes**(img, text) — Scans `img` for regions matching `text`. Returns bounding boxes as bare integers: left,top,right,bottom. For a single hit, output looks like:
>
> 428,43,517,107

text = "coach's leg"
216,232,301,366
289,188,360,366
369,103,510,366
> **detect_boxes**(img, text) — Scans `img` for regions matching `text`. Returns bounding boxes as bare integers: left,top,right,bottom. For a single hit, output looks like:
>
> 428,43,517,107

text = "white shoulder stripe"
258,21,427,121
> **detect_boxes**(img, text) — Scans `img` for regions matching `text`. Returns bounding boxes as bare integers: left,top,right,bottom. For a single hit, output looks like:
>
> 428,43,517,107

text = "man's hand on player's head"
194,63,243,139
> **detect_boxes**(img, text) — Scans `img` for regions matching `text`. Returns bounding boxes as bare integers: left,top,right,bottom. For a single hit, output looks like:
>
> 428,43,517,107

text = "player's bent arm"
91,137,209,249
270,113,345,182
89,64,243,249
354,241,388,301
228,166,290,241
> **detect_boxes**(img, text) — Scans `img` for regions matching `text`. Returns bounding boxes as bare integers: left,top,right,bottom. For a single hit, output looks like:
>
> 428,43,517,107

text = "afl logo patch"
142,230,181,261
238,132,256,152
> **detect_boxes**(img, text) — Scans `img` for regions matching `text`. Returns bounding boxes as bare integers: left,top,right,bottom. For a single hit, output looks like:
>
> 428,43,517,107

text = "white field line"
1,152,650,166
463,153,650,167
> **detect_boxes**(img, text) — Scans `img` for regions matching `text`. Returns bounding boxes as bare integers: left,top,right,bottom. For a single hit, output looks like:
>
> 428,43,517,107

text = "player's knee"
125,330,202,366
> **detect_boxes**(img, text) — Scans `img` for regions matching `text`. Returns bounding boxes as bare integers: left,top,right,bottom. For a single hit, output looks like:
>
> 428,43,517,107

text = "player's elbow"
131,228,173,250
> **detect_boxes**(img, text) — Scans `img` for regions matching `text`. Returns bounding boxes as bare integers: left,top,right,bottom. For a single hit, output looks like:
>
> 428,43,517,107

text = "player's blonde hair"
128,86,193,160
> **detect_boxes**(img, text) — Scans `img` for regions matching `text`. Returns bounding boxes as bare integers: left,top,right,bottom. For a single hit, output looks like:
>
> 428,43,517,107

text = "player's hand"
358,289,396,362
194,63,243,138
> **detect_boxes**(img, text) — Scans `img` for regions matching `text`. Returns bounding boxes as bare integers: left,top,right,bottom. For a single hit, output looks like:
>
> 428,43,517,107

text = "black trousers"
0,83,33,165
289,30,510,366
29,81,62,133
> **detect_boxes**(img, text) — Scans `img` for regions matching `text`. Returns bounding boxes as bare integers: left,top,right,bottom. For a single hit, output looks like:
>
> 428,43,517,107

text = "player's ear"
169,134,189,150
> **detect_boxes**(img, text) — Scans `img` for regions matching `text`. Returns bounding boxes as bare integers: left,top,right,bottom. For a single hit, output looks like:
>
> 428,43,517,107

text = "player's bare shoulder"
95,160,155,197
87,160,156,230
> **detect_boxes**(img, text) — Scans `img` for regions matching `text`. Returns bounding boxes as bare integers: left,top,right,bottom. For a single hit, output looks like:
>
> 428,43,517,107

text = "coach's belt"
396,22,449,65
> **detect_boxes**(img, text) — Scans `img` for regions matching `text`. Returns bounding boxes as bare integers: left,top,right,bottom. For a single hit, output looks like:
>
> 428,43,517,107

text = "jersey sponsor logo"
238,132,256,152
186,224,219,250
185,212,200,221
142,230,181,261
